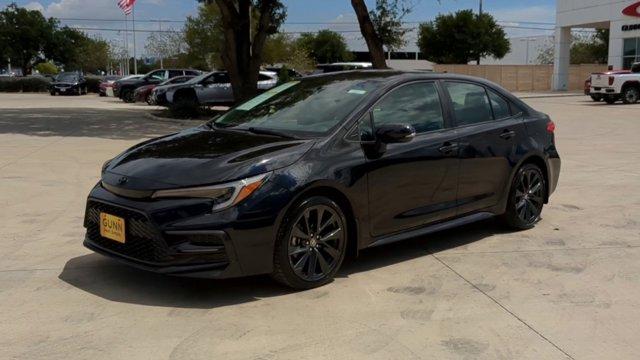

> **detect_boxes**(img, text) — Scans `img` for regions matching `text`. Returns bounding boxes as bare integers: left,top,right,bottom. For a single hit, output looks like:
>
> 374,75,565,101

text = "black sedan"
85,71,561,289
50,72,87,95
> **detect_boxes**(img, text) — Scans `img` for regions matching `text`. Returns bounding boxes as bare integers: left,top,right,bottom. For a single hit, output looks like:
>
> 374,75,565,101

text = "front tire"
122,89,135,103
501,164,546,230
272,196,348,289
622,86,639,104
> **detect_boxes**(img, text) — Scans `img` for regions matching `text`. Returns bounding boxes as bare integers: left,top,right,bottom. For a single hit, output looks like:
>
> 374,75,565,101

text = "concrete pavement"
1,94,639,359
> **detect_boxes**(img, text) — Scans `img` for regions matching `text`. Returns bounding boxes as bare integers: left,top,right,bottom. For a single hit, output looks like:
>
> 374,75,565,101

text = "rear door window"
445,82,493,126
487,89,512,119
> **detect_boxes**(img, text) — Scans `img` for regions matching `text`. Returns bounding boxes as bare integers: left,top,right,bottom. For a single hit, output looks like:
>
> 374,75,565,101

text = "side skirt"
367,212,495,248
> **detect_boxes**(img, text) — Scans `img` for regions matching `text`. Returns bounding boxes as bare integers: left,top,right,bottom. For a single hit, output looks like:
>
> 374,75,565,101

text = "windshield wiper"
244,127,298,139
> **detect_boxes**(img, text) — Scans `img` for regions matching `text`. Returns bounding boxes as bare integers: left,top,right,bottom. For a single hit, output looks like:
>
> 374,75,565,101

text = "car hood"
102,126,314,190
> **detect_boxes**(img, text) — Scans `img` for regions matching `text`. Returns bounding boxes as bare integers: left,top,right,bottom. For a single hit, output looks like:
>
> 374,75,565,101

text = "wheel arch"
274,182,360,259
513,154,550,203
622,80,640,91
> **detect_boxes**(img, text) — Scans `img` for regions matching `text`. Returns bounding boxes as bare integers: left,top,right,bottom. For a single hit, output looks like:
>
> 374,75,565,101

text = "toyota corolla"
84,71,560,289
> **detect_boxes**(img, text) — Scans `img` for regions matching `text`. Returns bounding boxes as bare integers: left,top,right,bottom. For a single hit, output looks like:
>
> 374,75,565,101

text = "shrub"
0,77,50,92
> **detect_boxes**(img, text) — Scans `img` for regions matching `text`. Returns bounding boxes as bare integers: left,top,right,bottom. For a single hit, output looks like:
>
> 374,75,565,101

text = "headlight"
151,172,270,211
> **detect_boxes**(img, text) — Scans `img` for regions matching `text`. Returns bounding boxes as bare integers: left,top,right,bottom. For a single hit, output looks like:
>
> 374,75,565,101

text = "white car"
161,71,278,106
590,62,640,104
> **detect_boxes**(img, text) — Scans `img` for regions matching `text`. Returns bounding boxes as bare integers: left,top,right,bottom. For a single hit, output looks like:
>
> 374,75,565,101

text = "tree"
295,30,353,64
417,10,510,64
536,29,610,65
35,62,58,74
185,3,224,70
351,0,387,68
369,0,411,52
0,3,57,75
145,30,187,69
198,0,287,102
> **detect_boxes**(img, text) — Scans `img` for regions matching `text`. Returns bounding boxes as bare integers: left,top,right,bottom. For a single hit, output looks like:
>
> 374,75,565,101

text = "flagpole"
132,5,137,75
124,13,129,75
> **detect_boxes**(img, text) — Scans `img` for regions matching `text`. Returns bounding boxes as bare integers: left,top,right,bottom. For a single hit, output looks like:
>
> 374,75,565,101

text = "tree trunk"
351,0,387,69
214,0,274,103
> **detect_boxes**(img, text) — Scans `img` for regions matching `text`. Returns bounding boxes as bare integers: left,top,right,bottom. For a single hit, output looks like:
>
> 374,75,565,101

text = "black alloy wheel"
502,164,546,230
622,87,639,104
273,197,347,289
146,94,155,105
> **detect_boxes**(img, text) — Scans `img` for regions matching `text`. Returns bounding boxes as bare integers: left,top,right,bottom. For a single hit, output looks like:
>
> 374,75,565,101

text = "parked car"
161,71,278,107
49,72,87,96
585,70,631,101
84,71,561,289
99,75,124,97
590,63,640,104
265,66,303,79
134,76,195,104
314,62,373,74
114,69,202,103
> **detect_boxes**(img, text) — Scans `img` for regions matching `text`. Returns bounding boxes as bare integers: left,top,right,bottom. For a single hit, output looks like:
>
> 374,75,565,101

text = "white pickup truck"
590,62,640,104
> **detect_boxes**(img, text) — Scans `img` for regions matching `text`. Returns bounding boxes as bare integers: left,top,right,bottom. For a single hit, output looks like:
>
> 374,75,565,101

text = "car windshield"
212,73,388,137
57,73,78,82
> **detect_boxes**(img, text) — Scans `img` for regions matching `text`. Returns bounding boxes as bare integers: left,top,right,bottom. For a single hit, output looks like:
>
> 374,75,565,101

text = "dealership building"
554,0,640,90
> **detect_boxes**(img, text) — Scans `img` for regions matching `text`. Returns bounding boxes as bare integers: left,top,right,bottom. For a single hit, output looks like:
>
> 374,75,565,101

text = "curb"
144,111,205,125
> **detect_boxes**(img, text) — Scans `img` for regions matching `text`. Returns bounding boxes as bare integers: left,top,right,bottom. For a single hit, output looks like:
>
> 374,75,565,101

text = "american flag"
117,0,136,15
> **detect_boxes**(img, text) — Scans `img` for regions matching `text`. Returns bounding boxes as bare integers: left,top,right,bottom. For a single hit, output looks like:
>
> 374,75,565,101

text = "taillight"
546,120,556,133
609,76,615,86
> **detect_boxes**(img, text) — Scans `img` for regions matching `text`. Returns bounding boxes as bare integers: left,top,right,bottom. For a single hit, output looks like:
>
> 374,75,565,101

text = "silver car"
159,71,278,106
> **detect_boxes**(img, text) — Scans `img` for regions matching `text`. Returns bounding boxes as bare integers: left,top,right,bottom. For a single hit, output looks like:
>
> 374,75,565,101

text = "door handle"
499,130,516,139
438,142,459,155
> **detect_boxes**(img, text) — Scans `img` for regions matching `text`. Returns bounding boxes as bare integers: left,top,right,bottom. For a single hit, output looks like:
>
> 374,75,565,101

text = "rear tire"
501,164,546,230
622,86,639,104
272,196,348,290
122,89,135,103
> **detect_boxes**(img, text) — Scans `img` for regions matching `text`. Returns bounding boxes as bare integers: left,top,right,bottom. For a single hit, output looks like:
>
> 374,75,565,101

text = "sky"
1,0,558,56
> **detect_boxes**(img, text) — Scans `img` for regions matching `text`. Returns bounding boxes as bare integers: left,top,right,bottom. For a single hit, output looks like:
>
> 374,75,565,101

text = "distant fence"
432,64,608,92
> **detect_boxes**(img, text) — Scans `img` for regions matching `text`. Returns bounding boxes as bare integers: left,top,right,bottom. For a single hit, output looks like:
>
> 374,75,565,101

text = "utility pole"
477,0,483,65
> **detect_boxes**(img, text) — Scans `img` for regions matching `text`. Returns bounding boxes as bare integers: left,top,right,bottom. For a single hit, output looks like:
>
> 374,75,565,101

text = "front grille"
84,200,230,267
85,200,172,264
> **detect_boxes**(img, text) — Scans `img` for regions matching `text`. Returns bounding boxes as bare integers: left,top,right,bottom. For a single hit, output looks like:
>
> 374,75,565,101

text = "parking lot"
0,93,639,360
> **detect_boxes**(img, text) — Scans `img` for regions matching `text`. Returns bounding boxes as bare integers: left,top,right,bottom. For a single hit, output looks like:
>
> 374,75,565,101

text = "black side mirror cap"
375,124,416,144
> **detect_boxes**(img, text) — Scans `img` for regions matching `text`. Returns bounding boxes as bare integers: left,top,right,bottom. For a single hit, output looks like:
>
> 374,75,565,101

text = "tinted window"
214,76,382,137
168,70,184,78
372,82,444,134
185,70,200,76
487,89,511,119
259,74,274,81
445,82,493,126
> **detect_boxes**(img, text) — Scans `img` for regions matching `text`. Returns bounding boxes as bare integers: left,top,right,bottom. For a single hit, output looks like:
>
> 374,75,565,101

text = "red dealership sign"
622,2,640,17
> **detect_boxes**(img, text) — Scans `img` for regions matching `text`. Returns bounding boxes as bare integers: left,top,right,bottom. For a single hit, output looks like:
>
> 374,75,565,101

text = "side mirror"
375,124,416,144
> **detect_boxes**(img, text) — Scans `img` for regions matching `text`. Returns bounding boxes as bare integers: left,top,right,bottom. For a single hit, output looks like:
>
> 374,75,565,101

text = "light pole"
477,0,483,65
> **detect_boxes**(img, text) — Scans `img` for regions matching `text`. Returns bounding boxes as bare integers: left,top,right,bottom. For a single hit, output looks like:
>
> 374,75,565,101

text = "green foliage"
0,3,57,74
35,62,59,75
185,3,224,70
571,29,609,64
417,10,510,64
295,30,353,64
369,0,411,51
263,33,314,71
536,29,610,65
0,77,50,92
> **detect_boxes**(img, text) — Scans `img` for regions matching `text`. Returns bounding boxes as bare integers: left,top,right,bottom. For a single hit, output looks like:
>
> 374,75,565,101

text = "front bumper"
83,182,285,278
